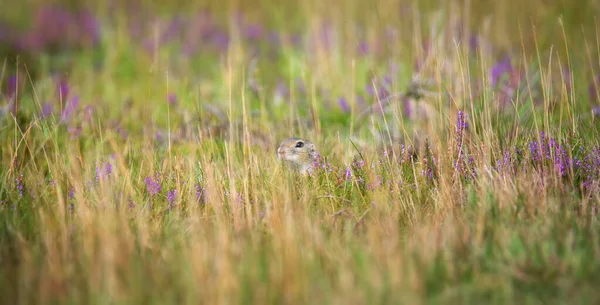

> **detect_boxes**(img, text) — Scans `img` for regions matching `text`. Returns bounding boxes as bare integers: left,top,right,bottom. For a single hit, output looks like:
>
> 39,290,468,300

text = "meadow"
1,0,600,304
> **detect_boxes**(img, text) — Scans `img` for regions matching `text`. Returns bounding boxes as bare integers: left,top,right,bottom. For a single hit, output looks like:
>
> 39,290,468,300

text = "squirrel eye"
295,141,304,148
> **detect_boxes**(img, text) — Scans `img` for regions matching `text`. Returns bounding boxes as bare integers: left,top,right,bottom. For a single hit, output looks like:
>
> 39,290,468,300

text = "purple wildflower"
104,163,113,177
357,41,368,55
469,34,479,53
456,110,469,143
116,126,129,140
422,158,436,182
95,163,101,183
195,184,205,203
77,9,100,46
167,92,177,105
68,125,82,139
95,162,112,183
83,105,93,121
562,68,572,92
244,23,264,41
160,15,182,43
338,97,350,112
366,82,375,97
316,23,335,50
402,96,412,118
529,140,540,162
5,75,17,98
383,75,393,87
56,78,70,102
491,56,512,87
33,5,71,46
275,81,288,98
167,189,178,204
61,96,80,123
69,187,75,199
41,102,53,118
468,156,476,178
290,33,302,48
13,31,43,53
211,30,230,52
155,131,164,143
128,197,136,209
366,79,390,100
454,111,472,178
15,174,24,198
144,175,161,196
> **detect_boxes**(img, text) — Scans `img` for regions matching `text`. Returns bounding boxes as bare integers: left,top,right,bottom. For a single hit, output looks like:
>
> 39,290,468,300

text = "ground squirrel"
277,137,319,174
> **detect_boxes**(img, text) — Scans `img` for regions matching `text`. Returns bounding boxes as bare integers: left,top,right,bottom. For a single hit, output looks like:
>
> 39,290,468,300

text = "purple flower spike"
83,105,94,121
41,102,53,118
167,189,178,204
244,23,264,41
94,161,113,182
144,176,161,196
15,174,24,198
290,33,302,48
104,163,113,176
61,96,79,123
167,92,177,105
562,68,572,92
211,30,230,52
402,96,412,118
366,82,375,97
5,75,17,98
57,78,70,102
456,110,469,131
78,9,101,46
378,87,390,99
468,34,479,53
12,29,42,53
491,56,512,87
161,15,182,43
383,75,393,86
454,110,471,177
338,97,350,112
358,41,368,55
195,184,205,203
317,23,335,50
275,81,288,98
455,110,469,148
128,197,136,209
68,125,82,139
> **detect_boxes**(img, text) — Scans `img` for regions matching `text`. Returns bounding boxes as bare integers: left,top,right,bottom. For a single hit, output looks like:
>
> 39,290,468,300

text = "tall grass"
1,0,600,304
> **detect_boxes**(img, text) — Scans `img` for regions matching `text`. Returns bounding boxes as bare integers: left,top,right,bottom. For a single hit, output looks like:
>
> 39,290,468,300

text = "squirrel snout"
277,147,284,159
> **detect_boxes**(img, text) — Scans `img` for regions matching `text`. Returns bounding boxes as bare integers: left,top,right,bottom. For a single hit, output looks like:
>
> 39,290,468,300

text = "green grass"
1,0,600,304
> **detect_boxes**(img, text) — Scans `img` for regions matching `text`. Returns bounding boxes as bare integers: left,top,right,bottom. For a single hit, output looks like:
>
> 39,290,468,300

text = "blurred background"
1,0,598,87
1,0,599,142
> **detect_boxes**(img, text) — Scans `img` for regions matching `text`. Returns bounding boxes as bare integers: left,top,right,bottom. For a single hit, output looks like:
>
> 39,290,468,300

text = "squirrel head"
277,138,319,174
